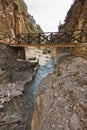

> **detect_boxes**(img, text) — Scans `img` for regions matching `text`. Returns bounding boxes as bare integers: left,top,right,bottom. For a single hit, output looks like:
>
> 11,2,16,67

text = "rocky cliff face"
31,56,87,130
0,0,42,35
59,0,87,31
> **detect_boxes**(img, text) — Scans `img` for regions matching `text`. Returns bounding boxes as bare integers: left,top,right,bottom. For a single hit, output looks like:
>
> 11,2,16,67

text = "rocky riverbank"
31,55,87,130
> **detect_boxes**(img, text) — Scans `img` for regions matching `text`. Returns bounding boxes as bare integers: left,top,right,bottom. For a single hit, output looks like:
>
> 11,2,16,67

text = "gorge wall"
59,0,87,31
0,0,42,35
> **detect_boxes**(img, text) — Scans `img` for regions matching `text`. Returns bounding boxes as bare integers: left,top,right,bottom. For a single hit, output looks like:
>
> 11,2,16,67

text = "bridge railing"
0,29,87,45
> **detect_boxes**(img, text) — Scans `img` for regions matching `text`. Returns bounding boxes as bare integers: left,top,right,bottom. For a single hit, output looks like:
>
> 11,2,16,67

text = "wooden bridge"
0,29,87,47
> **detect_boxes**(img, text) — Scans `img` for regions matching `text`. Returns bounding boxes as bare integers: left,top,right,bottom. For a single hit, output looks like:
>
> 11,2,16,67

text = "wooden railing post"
80,29,83,43
17,34,20,44
50,33,53,43
64,31,66,43
38,33,41,44
28,34,30,44
8,34,11,44
84,30,87,43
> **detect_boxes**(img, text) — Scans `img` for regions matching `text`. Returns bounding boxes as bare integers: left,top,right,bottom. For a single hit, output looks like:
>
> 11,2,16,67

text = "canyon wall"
0,0,42,35
59,0,87,31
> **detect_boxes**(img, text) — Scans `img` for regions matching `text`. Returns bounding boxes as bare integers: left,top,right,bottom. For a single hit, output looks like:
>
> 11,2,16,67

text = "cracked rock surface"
31,56,87,130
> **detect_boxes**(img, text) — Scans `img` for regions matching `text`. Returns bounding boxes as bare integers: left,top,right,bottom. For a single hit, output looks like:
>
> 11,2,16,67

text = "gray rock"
70,113,80,130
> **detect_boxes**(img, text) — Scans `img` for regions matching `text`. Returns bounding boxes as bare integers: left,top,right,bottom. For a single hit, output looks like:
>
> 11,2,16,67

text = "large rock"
70,113,80,130
31,56,87,130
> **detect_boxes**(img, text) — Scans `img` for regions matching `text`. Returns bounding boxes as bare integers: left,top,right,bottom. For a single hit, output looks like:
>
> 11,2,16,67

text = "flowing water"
0,58,54,130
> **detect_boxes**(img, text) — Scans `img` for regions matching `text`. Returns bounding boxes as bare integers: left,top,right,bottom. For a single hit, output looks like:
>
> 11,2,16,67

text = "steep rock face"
59,0,87,31
0,0,42,35
31,56,87,130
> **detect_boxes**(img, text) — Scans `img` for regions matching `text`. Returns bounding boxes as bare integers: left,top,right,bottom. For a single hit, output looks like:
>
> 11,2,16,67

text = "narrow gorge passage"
0,56,54,130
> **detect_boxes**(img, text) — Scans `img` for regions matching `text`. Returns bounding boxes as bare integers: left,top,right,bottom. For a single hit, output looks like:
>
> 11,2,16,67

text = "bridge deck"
9,43,78,47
